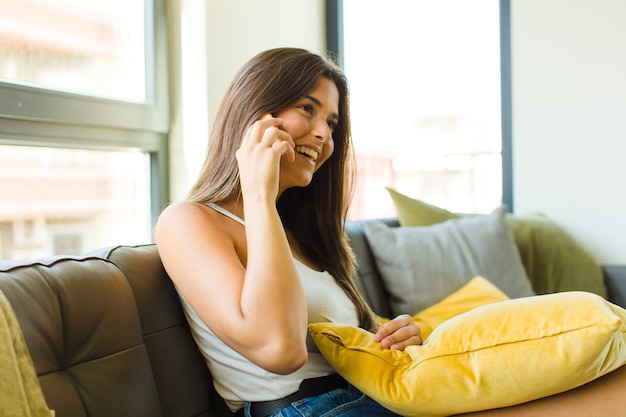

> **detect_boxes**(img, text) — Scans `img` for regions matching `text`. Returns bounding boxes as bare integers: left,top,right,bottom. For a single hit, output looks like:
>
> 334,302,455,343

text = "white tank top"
177,203,359,412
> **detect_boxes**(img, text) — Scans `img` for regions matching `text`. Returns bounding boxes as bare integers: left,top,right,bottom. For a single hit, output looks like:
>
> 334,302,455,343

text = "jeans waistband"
249,373,349,417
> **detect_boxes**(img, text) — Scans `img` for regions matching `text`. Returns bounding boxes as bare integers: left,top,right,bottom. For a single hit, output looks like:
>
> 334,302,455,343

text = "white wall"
204,0,326,124
511,0,626,264
168,0,325,203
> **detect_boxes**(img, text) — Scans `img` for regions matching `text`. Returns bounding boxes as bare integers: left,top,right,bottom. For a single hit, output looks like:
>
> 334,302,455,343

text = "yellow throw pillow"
377,276,510,340
310,291,626,417
410,276,509,340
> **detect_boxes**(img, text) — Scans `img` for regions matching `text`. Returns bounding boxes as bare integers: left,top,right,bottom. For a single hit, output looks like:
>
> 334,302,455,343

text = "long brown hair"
188,47,377,331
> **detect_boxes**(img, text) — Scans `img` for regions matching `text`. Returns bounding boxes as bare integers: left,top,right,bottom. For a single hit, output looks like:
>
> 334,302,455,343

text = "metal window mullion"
500,0,513,212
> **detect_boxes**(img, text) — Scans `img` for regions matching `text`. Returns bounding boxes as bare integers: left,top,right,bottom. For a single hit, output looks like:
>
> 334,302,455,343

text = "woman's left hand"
374,314,423,350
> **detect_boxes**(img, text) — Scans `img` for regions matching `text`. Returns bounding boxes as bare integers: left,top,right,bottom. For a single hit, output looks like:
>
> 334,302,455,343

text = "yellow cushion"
411,276,509,340
377,276,510,340
310,289,626,416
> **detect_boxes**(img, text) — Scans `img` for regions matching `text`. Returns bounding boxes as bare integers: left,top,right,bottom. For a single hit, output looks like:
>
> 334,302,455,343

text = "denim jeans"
243,386,401,417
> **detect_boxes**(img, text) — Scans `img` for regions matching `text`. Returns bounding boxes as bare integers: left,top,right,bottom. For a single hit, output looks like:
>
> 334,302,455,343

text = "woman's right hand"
236,114,295,202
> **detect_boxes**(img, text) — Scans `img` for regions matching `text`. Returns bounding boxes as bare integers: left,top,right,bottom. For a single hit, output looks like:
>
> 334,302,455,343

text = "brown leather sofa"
1,219,625,417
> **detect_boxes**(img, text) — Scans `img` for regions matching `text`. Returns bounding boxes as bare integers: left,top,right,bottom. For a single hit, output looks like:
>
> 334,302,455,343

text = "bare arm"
156,117,307,375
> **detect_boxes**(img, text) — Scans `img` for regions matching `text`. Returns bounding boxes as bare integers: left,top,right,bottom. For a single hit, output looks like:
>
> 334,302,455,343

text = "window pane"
343,0,502,219
0,0,147,102
0,145,152,260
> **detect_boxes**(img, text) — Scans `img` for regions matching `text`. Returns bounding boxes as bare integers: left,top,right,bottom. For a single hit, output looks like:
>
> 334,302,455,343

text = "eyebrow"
305,95,340,121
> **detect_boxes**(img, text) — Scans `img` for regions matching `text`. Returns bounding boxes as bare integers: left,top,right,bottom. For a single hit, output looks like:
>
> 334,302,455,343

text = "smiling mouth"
294,145,319,162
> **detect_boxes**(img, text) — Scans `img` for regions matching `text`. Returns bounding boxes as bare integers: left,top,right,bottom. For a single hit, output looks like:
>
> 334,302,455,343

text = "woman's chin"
281,174,314,190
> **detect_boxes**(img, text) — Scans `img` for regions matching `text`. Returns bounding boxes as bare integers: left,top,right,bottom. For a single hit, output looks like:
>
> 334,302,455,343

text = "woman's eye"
299,104,314,114
328,121,337,131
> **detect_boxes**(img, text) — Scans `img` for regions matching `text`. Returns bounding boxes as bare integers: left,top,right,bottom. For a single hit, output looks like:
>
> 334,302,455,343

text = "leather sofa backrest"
0,244,231,417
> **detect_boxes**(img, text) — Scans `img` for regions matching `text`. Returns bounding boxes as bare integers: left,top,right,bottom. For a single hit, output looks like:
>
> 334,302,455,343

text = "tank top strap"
206,202,245,225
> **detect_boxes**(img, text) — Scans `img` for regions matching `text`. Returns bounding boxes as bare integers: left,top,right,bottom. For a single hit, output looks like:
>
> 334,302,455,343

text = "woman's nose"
312,119,332,142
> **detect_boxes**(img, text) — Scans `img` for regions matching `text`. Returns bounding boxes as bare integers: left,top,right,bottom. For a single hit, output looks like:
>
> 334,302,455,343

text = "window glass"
0,0,146,102
0,0,164,260
343,0,502,219
0,145,151,260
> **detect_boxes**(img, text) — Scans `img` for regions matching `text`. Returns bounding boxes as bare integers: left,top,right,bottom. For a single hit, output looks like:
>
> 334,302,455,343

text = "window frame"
326,0,513,212
0,0,169,234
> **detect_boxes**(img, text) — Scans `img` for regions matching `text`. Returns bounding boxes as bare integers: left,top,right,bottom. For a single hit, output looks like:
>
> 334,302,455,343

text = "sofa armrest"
604,265,626,308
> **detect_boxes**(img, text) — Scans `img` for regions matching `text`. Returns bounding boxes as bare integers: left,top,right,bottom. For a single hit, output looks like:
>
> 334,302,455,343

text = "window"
0,0,168,260
327,0,511,219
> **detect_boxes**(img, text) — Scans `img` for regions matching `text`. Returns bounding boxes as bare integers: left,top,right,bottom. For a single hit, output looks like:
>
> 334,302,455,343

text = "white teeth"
294,145,318,161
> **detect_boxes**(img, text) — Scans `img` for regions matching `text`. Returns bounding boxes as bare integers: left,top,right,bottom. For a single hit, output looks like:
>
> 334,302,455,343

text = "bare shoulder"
156,201,228,238
155,201,242,270
157,200,210,227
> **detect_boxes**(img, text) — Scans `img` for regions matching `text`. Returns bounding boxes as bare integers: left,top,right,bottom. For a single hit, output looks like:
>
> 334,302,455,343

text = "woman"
156,47,419,416
156,48,626,417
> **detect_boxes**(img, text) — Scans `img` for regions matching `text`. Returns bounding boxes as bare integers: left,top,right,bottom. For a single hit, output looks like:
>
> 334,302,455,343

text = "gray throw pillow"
363,205,535,317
